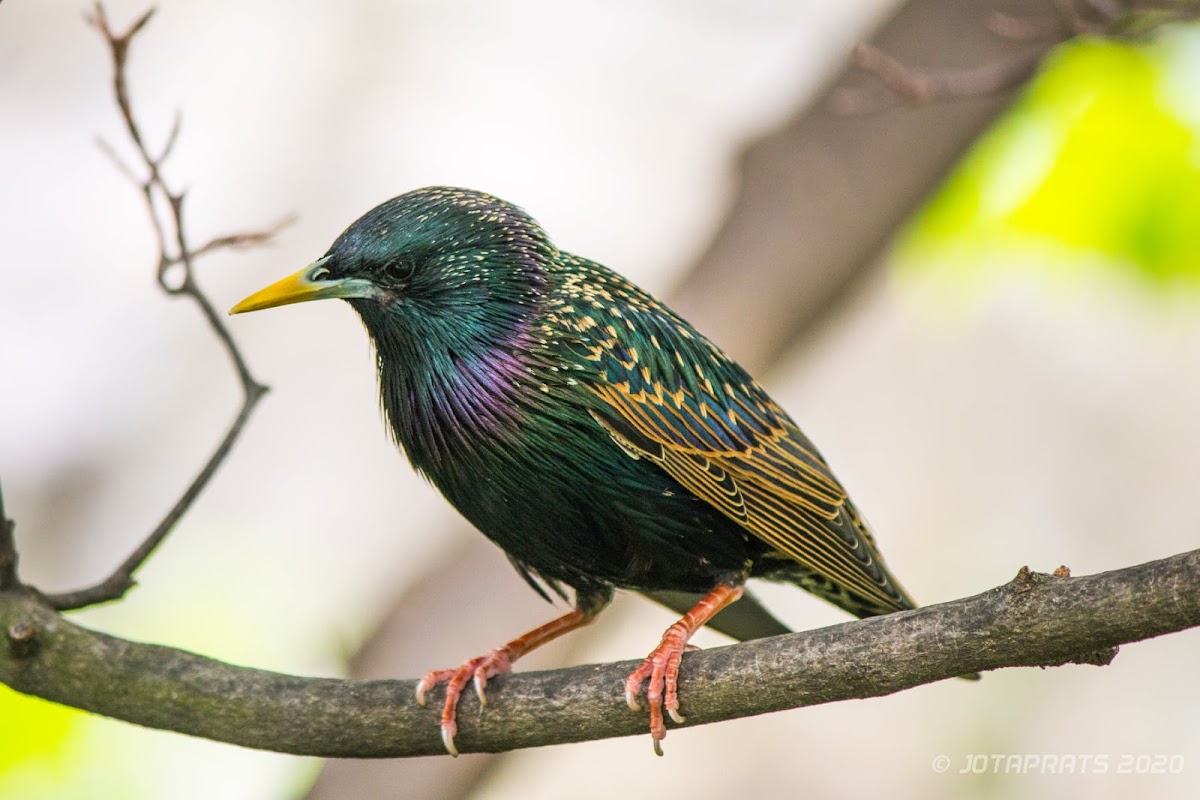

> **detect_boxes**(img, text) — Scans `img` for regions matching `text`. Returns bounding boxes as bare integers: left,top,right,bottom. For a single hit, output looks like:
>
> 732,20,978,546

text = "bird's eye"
383,257,415,283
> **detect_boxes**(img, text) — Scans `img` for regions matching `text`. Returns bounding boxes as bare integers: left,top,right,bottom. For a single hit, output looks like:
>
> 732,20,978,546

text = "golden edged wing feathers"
569,302,909,613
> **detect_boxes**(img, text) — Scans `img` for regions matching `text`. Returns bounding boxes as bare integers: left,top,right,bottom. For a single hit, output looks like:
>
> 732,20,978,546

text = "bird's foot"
415,649,514,757
413,606,600,757
624,582,744,755
624,621,694,756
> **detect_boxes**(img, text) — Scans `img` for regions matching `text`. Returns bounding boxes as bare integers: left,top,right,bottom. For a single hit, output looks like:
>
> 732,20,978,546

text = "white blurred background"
2,1,1198,798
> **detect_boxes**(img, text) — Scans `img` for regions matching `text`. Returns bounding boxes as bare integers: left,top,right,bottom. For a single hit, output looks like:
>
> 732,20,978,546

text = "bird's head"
230,187,556,347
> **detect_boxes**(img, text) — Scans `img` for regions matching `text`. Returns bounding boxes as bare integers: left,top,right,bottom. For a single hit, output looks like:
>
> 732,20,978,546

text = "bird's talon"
653,737,664,757
624,668,648,711
416,668,457,708
418,650,520,755
415,677,433,707
668,707,685,725
442,725,459,758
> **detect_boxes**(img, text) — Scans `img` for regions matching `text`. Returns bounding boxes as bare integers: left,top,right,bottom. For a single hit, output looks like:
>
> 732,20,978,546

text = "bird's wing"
552,262,911,613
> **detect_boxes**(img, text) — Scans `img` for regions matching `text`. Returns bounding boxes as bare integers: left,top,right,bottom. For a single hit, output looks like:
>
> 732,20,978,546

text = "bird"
230,186,959,756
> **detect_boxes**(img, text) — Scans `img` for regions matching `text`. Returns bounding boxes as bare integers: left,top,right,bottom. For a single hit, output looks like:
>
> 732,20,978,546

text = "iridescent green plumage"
232,186,942,755
543,253,915,617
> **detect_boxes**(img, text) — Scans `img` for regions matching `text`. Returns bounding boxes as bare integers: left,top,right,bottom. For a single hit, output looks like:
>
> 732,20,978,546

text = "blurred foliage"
0,689,78,790
0,529,329,799
898,24,1200,294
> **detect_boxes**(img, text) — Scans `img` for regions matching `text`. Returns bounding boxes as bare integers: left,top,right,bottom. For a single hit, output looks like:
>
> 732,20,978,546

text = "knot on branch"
7,620,39,659
1008,564,1117,669
1009,564,1074,597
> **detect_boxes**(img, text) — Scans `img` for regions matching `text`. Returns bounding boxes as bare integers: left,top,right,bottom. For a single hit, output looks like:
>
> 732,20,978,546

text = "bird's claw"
415,668,456,708
624,623,693,755
474,673,488,706
442,722,459,757
415,650,514,756
624,675,645,713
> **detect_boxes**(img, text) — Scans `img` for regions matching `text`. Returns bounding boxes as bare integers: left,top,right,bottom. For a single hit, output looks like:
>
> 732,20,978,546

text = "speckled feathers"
321,187,915,617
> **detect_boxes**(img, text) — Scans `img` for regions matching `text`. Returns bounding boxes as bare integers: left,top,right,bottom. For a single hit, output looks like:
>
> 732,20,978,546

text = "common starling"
231,187,936,756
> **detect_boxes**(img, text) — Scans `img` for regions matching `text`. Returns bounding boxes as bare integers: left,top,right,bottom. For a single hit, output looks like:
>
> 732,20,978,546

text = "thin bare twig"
45,400,262,610
192,215,297,260
1053,0,1104,33
839,0,1200,114
987,10,1067,41
0,482,16,591
836,0,1084,115
44,4,281,611
835,42,1051,114
1083,0,1124,19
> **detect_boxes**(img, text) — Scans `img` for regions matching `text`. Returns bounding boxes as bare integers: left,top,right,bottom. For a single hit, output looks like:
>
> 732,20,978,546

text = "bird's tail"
781,562,982,682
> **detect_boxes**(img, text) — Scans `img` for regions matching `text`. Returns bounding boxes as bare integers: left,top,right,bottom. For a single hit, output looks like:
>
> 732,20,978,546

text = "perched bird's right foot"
414,606,599,756
416,651,514,757
624,582,745,756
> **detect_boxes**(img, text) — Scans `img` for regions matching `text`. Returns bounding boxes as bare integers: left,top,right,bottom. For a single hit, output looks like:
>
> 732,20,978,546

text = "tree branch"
42,5,281,611
3,551,1197,757
833,1,1200,113
835,42,1051,113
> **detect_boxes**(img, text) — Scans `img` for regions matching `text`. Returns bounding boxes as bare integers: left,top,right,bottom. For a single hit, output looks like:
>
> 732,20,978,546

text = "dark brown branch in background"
822,2,1074,121
987,10,1067,40
680,0,1198,373
834,42,1050,113
668,0,1074,379
833,0,1185,114
42,5,285,611
3,552,1198,756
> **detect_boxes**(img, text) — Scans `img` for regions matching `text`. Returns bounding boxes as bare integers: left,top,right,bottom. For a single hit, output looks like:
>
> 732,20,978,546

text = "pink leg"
416,607,596,756
624,582,745,755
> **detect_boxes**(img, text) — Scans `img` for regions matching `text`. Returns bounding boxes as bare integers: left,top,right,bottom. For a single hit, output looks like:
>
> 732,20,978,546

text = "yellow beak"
229,257,378,314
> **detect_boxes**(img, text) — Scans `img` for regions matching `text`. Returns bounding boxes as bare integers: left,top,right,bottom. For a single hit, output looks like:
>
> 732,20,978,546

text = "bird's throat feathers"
324,188,565,475
351,276,542,477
